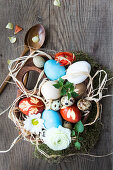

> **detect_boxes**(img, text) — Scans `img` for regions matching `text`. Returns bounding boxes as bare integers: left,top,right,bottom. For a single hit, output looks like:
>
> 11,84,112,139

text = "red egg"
19,97,45,115
60,105,81,123
55,52,76,66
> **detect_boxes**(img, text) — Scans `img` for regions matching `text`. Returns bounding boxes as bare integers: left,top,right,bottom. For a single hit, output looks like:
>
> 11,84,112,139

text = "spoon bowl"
26,24,45,51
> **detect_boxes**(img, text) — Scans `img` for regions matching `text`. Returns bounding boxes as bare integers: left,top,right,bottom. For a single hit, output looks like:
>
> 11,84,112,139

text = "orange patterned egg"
19,97,45,116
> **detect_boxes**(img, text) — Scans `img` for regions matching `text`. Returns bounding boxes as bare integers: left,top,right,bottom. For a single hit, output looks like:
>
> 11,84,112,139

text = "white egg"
64,61,91,84
41,81,61,100
33,55,45,68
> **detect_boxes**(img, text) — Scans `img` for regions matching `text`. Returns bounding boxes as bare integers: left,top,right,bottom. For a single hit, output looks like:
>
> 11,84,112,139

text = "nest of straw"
8,51,113,162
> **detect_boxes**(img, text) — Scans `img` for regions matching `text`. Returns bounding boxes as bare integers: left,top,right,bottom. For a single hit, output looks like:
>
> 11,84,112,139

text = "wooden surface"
0,0,113,170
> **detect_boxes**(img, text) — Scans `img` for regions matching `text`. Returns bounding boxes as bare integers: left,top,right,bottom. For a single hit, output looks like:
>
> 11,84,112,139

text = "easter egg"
55,52,76,66
33,55,45,68
41,80,61,100
77,99,92,111
44,60,66,80
64,61,91,84
60,105,81,123
61,96,75,107
50,100,61,111
42,110,62,129
19,97,45,115
63,121,73,130
74,83,87,98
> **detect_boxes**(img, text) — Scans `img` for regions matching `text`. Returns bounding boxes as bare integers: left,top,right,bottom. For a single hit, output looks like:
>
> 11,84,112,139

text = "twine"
0,49,113,159
62,70,113,126
34,150,113,159
0,134,22,153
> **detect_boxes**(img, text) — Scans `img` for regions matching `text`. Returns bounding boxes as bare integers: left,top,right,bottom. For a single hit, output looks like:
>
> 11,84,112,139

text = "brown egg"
63,121,73,130
74,83,87,98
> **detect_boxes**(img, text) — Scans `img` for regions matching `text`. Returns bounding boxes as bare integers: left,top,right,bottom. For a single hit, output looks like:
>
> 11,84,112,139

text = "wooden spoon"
23,24,45,85
27,24,45,52
0,24,45,94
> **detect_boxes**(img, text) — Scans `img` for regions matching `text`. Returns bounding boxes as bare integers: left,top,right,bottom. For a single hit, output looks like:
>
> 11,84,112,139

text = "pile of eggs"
19,52,92,131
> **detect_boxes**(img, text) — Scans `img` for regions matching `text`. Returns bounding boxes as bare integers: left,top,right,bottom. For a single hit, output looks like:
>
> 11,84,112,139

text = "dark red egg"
60,105,81,123
19,97,45,115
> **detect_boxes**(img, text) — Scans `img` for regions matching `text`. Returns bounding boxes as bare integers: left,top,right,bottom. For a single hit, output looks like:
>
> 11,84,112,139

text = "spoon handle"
0,46,29,94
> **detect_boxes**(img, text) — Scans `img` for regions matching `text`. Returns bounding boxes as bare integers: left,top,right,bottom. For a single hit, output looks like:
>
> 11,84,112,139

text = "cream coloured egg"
41,81,61,100
63,61,91,84
33,55,45,68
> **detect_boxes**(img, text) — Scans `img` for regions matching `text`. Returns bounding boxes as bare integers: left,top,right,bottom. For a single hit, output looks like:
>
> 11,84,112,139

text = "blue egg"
42,110,62,129
44,60,66,80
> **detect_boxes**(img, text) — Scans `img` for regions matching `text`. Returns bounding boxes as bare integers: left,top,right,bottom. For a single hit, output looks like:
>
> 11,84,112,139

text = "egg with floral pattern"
60,105,81,123
19,97,45,116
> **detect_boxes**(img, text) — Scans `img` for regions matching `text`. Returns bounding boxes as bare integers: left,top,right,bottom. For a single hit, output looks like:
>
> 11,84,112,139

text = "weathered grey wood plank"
0,0,113,170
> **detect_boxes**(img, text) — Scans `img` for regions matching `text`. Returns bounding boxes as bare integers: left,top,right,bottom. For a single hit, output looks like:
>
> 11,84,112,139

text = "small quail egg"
50,100,61,111
63,121,73,130
77,99,92,111
33,55,45,68
61,96,75,107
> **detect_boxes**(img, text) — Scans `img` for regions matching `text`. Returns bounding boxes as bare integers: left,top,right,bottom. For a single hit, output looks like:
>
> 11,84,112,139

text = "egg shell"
41,80,61,100
33,55,45,68
65,61,91,84
44,60,66,80
42,110,62,129
19,97,45,115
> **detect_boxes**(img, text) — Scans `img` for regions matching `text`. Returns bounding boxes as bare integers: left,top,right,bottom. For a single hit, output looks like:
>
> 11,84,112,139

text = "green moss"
75,51,113,87
33,51,113,163
34,103,102,163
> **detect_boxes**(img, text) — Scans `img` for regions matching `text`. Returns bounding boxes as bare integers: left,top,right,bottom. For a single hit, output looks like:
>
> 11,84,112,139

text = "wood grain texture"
0,0,113,170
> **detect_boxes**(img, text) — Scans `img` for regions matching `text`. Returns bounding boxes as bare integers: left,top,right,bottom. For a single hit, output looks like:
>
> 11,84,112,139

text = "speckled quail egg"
77,99,92,111
50,100,61,111
61,96,75,107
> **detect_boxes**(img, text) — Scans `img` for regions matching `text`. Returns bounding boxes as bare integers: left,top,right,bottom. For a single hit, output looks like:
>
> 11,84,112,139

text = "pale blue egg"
44,60,66,80
42,110,62,129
